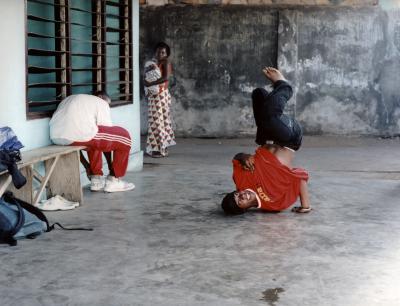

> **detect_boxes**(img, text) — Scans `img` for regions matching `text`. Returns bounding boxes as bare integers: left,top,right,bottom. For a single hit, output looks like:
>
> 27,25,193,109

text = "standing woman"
144,42,176,158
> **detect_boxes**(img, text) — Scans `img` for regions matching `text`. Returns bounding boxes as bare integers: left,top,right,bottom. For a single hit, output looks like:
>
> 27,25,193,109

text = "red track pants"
72,125,131,178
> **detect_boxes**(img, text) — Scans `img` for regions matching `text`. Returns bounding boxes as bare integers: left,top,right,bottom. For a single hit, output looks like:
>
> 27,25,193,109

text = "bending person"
252,67,302,151
49,91,135,193
221,144,311,215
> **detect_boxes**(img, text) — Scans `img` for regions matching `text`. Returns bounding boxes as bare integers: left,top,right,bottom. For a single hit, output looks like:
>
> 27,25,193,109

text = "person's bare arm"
299,180,310,209
291,180,312,213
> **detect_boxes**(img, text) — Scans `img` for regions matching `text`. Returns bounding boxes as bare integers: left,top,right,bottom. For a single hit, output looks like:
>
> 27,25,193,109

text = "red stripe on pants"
72,125,131,178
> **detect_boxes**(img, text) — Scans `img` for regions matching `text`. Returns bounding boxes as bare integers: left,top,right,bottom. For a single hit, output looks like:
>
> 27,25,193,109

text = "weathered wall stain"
140,5,400,136
295,7,389,135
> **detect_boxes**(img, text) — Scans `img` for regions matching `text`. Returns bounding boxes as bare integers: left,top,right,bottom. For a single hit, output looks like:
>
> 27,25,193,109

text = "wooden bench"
0,145,85,205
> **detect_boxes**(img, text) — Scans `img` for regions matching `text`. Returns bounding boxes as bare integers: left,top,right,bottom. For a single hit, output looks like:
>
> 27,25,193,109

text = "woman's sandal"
291,206,312,213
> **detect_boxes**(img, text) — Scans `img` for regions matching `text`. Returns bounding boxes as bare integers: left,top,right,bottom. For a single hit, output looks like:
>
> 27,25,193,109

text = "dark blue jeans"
252,87,302,151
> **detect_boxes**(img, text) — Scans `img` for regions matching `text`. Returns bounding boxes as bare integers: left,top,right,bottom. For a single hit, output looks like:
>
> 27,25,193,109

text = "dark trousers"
252,88,302,151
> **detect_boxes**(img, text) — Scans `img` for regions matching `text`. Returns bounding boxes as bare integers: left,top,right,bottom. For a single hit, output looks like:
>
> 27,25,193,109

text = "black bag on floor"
0,192,93,246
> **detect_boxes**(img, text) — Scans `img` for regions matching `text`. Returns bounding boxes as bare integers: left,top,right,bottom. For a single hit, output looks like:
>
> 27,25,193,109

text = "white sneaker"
35,196,77,211
104,176,135,193
90,175,105,191
55,195,80,208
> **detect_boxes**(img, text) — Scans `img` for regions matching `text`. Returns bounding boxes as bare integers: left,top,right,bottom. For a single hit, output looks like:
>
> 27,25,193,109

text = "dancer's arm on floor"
299,179,311,209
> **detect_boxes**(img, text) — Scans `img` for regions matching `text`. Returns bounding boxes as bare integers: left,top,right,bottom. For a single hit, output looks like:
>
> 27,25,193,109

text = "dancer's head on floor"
154,41,170,61
221,190,258,215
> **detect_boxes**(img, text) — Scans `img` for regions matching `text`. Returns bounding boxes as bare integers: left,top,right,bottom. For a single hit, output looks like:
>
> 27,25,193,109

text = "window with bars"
26,0,133,119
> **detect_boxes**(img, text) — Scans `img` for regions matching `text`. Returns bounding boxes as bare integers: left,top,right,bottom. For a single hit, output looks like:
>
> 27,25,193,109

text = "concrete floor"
1,136,400,306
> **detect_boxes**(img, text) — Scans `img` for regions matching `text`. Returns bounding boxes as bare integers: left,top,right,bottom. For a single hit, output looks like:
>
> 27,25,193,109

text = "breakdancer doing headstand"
221,67,311,215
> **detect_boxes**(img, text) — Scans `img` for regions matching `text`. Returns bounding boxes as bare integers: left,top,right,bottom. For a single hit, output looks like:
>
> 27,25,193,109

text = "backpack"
0,192,93,246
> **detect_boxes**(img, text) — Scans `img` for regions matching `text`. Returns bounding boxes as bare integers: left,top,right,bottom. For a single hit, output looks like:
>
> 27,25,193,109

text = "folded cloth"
0,126,24,152
34,195,79,211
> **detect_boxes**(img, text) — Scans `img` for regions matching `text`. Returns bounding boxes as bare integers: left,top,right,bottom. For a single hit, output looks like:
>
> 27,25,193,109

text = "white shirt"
49,94,112,145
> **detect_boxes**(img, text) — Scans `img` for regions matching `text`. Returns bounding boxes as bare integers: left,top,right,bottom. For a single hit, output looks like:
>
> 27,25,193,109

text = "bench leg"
0,175,12,198
33,155,59,205
5,166,34,203
45,151,83,205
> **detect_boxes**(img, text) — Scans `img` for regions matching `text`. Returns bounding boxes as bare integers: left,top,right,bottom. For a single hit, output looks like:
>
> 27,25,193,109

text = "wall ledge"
140,0,379,7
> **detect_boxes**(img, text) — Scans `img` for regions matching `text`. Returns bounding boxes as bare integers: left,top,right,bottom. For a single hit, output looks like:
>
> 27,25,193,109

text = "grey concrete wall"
140,6,278,137
295,7,400,135
140,5,400,137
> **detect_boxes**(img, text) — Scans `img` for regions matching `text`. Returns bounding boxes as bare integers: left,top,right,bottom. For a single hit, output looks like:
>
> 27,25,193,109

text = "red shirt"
232,147,309,211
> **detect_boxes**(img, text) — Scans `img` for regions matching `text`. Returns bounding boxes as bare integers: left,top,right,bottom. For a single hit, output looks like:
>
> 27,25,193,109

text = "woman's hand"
144,80,151,87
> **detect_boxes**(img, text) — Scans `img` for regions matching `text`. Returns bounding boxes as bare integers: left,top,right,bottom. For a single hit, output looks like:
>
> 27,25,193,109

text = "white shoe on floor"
90,175,105,191
35,196,78,211
104,176,135,193
54,195,80,208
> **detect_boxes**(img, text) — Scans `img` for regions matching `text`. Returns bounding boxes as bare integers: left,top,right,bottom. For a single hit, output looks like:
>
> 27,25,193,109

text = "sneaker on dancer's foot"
104,176,135,193
90,175,105,191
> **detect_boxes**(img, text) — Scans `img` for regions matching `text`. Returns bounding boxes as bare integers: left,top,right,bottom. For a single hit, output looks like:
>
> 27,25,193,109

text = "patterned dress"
145,62,176,156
